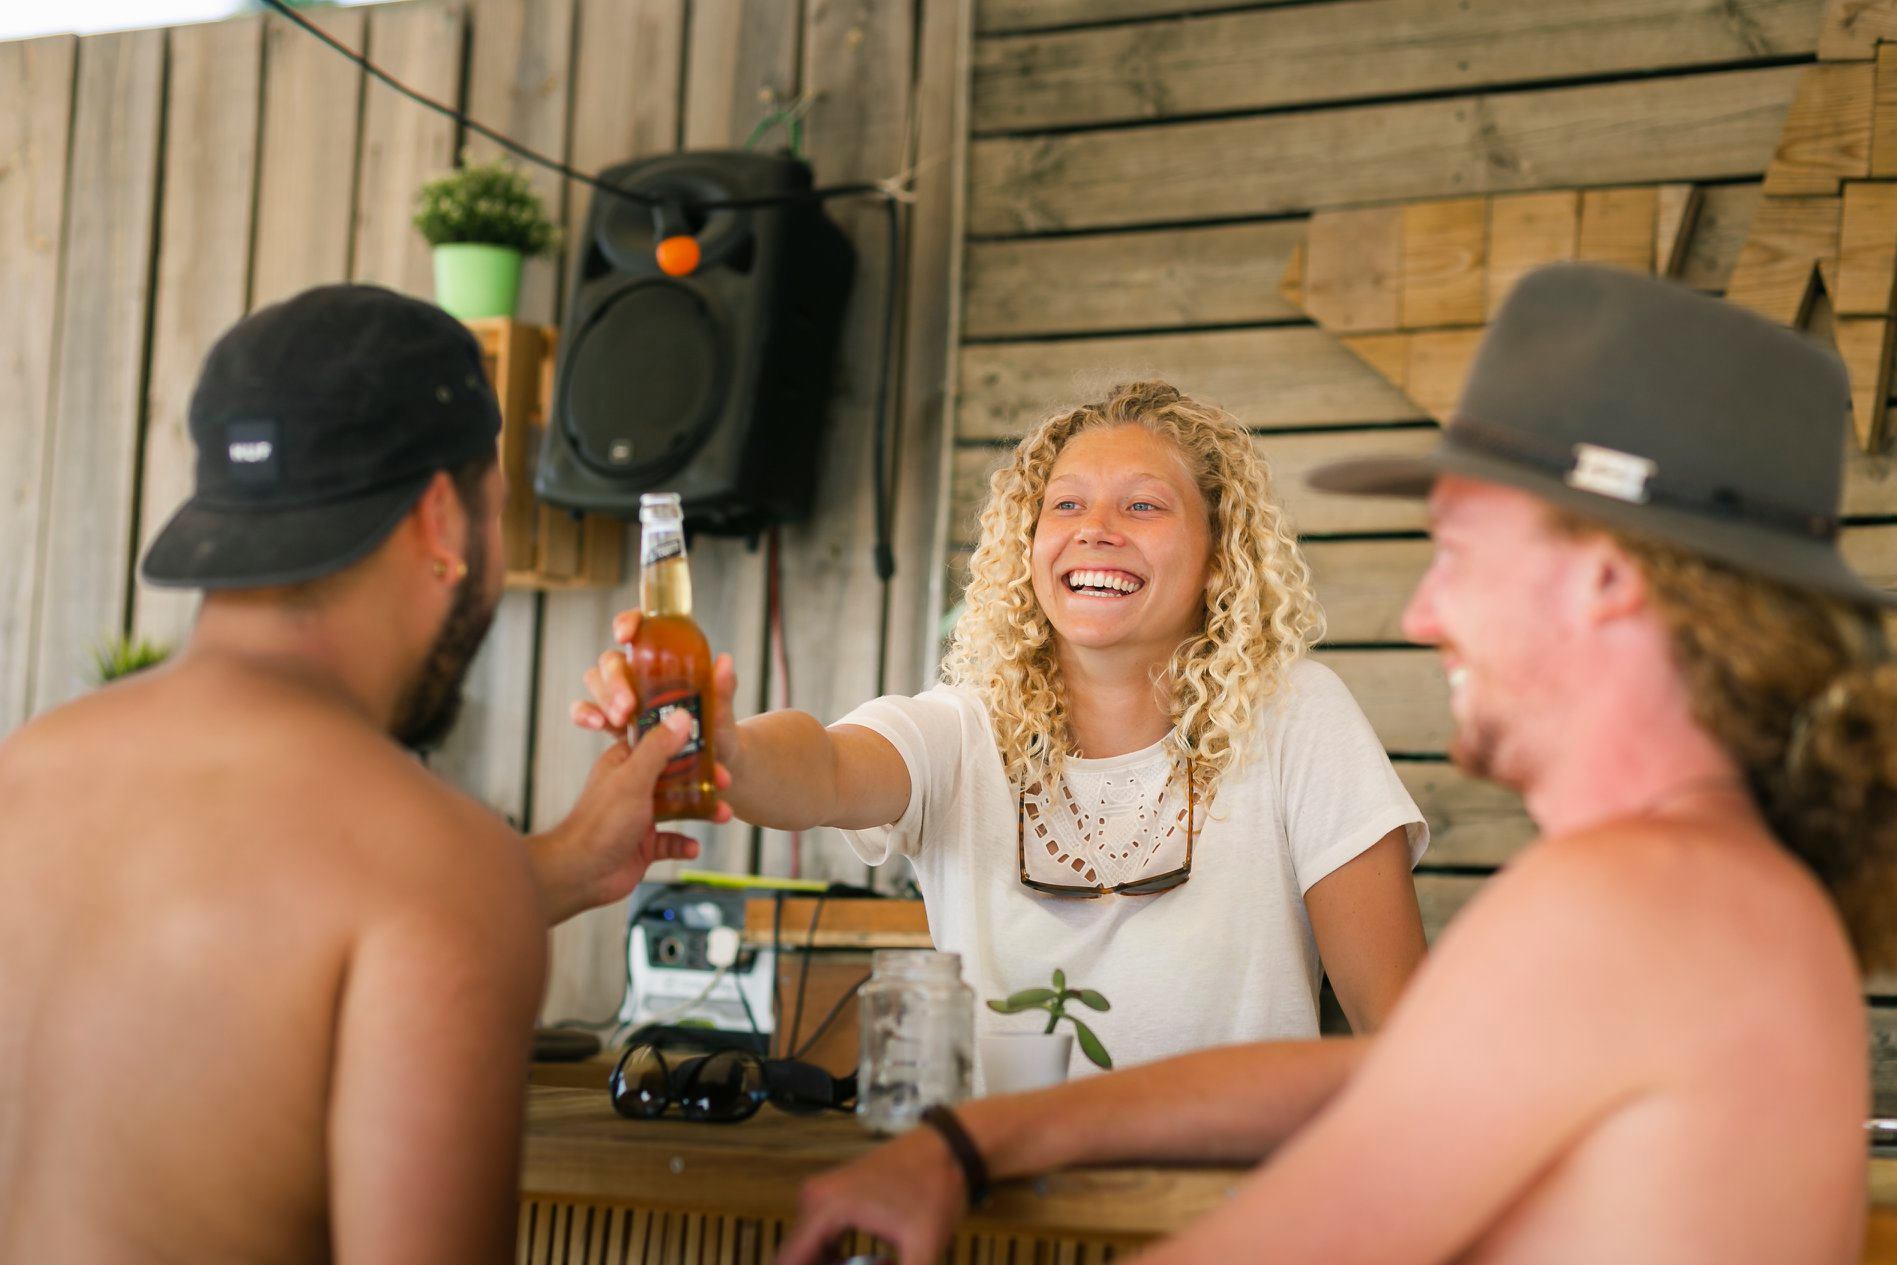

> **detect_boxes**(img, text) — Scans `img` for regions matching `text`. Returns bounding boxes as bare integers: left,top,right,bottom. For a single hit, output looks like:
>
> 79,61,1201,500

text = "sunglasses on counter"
609,1041,856,1124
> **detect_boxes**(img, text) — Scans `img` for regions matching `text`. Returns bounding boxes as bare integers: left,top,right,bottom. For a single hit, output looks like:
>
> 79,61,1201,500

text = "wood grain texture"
972,0,1823,133
1486,189,1579,315
134,15,266,650
885,0,976,702
32,29,166,711
1399,762,1534,868
963,219,1306,339
1317,647,1451,754
1576,185,1658,273
777,0,919,882
1724,193,1840,324
0,36,77,733
957,327,1426,440
976,0,1300,35
351,0,465,298
968,66,1803,234
1401,198,1487,328
251,5,366,308
1763,61,1875,196
1305,206,1403,333
1819,0,1897,59
1837,181,1897,315
464,0,576,324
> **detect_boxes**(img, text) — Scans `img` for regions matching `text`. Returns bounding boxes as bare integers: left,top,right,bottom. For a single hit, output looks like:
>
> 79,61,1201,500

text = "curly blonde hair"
943,381,1324,804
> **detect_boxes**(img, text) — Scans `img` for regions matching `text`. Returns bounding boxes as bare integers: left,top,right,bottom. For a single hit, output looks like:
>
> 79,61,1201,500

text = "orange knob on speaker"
656,234,701,277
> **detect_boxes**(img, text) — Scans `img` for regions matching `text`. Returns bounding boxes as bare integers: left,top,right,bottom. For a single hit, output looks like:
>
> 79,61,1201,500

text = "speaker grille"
564,282,724,477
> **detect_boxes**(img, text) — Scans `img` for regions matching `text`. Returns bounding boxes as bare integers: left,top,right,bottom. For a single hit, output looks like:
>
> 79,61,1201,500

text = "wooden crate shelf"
466,318,625,591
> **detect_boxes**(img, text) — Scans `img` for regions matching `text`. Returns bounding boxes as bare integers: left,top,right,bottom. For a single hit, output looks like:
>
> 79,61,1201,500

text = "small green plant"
986,968,1113,1069
92,635,170,685
413,159,558,256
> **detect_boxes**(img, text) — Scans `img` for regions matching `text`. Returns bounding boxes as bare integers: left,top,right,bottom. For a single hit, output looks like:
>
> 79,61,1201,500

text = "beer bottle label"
636,690,704,768
642,533,686,567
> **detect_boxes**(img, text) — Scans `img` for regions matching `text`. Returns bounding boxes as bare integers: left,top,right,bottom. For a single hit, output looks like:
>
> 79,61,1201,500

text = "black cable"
786,892,828,1056
770,891,786,1057
871,197,902,583
256,0,895,214
791,971,870,1063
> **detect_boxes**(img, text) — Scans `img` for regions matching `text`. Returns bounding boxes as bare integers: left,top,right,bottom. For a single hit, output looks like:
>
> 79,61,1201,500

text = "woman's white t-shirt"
836,658,1428,1076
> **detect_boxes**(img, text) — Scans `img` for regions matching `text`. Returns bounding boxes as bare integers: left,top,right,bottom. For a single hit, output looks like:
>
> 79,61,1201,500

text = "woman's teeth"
1065,570,1144,595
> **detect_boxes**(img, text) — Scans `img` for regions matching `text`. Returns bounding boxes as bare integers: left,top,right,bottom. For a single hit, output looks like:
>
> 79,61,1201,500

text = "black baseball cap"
141,284,502,590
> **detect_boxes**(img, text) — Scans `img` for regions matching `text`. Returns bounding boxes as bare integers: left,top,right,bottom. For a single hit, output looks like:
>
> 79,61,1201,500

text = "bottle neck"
640,525,693,617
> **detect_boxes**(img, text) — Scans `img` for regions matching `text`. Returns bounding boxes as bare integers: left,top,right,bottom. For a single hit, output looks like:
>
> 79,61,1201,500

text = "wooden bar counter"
519,1079,1897,1265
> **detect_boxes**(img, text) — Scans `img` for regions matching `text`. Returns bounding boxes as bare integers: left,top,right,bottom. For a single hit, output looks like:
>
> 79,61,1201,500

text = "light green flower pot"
432,242,524,320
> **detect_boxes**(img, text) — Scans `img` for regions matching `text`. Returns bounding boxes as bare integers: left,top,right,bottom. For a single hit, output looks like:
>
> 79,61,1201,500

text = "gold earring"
432,560,447,580
454,560,469,581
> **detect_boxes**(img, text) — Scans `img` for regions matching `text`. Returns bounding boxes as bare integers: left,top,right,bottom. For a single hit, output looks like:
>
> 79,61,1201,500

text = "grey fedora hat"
1309,261,1897,609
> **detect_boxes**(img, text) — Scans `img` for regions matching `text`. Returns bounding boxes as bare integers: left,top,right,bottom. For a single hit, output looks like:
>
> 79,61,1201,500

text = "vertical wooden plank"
780,0,918,882
351,0,465,298
1486,190,1578,313
1399,197,1486,328
134,14,266,651
1873,45,1897,177
1405,329,1484,420
886,0,974,708
1836,181,1897,315
1653,183,1703,278
31,29,166,712
251,5,366,308
1724,195,1841,324
1576,185,1657,274
678,0,804,875
1302,206,1402,333
0,35,77,734
1836,316,1895,452
537,0,704,1028
1819,0,1897,60
464,0,575,326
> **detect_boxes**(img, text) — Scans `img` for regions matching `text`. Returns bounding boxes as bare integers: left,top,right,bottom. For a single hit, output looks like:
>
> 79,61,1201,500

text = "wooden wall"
0,0,970,1024
952,0,1897,1107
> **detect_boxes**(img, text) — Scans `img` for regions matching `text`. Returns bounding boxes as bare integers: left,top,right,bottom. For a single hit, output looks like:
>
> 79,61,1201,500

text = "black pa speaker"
534,151,855,535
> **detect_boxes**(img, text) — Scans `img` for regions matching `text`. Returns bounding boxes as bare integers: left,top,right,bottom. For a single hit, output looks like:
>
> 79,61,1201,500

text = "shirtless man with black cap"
0,287,720,1263
776,264,1897,1264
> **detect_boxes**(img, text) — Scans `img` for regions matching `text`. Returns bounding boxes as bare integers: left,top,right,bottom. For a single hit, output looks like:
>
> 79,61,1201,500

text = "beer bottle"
628,492,720,821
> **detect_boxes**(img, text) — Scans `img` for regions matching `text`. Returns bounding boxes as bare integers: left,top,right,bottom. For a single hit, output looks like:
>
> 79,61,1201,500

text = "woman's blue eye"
1129,501,1161,512
1052,499,1081,511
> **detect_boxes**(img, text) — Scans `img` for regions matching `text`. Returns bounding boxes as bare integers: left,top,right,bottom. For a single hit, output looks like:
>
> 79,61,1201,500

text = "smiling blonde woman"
578,381,1429,1072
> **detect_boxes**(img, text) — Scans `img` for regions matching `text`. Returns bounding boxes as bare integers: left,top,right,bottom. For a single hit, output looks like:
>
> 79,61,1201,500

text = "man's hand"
573,610,744,781
529,711,733,925
775,1126,970,1265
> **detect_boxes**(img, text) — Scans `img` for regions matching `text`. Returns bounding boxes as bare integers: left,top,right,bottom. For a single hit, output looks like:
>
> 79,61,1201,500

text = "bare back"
0,659,546,1265
1147,808,1868,1264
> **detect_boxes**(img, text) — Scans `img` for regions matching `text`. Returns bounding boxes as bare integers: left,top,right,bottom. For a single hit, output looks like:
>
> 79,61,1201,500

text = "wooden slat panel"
1307,536,1430,643
1414,871,1487,942
1762,61,1875,197
31,29,166,712
959,183,1765,347
976,0,1365,37
1318,647,1449,754
535,0,703,1030
133,15,266,650
0,35,77,733
963,220,1307,339
1401,198,1487,329
464,0,576,325
885,0,976,707
1305,206,1403,334
351,0,464,298
1400,762,1534,868
972,0,1823,134
251,5,365,308
779,0,918,882
957,328,1426,440
968,65,1803,235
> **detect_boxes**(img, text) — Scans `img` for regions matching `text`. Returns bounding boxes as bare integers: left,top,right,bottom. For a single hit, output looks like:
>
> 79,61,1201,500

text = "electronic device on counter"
621,880,776,1054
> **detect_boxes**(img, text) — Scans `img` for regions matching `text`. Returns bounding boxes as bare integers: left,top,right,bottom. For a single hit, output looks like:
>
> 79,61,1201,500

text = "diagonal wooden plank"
31,29,167,712
251,5,366,308
968,65,1803,235
973,0,1824,134
134,14,266,651
0,35,78,734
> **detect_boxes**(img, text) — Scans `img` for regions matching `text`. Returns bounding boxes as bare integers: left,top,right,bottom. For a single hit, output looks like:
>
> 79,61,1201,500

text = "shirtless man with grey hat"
778,263,1897,1264
0,285,727,1264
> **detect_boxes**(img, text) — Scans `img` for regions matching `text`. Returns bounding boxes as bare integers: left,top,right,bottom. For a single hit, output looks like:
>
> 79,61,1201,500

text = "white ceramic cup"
978,1031,1074,1096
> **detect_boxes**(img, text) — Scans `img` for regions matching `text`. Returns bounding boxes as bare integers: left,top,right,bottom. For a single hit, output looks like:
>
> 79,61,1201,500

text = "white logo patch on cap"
229,440,273,464
1567,443,1657,504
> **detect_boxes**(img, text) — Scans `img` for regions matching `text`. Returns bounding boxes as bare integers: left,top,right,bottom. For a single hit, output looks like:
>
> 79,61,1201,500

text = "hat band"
1446,419,1838,542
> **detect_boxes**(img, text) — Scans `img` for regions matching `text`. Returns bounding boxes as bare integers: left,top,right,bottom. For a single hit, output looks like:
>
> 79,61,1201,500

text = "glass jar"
856,949,974,1133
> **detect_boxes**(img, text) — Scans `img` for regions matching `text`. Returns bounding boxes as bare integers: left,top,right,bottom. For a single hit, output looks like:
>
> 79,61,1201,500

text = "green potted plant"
92,635,170,686
980,969,1112,1095
413,158,557,321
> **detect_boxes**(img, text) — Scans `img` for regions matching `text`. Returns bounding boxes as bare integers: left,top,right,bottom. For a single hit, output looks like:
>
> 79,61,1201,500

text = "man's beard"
393,535,498,753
